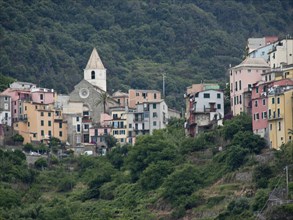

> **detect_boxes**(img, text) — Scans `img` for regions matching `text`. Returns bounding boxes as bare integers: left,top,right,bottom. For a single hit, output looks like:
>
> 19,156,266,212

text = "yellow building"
268,86,293,149
14,102,67,144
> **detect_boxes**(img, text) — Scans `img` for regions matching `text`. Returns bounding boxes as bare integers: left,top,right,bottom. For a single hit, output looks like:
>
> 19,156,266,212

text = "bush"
58,176,75,192
35,158,48,169
227,197,249,215
12,134,24,143
253,164,272,188
252,189,269,211
139,161,174,190
163,164,202,205
23,143,35,152
0,187,21,208
232,131,266,153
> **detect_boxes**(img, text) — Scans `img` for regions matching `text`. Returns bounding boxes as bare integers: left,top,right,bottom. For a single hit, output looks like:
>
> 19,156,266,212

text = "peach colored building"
230,57,270,115
14,102,67,144
128,89,161,108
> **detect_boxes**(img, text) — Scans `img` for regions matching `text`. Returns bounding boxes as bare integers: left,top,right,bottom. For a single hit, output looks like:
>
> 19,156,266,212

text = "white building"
0,95,12,126
134,100,168,135
269,38,293,69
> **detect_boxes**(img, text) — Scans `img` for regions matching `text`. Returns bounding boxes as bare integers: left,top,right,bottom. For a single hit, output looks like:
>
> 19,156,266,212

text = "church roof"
233,57,270,69
85,48,105,69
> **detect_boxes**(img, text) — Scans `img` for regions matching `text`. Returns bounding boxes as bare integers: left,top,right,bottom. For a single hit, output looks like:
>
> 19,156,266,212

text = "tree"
96,91,110,113
12,134,24,144
163,164,202,205
104,134,117,149
232,131,267,153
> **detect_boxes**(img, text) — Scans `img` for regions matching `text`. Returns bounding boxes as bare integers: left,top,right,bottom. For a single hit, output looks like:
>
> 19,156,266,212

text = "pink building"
252,78,293,139
230,57,270,115
30,88,55,104
1,82,55,122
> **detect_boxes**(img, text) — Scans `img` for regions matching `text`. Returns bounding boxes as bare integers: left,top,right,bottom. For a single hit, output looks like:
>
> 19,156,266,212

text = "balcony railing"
268,114,283,121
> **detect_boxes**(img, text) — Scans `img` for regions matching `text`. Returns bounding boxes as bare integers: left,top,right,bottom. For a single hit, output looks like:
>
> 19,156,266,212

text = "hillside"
1,0,292,109
0,116,292,219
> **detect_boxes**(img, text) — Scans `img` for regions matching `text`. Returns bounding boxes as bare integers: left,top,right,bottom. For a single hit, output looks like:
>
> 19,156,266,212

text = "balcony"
192,107,216,113
82,116,92,123
19,115,28,122
268,114,283,121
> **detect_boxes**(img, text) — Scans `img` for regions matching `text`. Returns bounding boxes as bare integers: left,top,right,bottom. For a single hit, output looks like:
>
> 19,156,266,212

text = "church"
58,48,118,148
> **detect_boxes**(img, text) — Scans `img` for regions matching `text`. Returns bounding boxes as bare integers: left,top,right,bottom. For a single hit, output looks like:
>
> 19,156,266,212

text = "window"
48,112,51,117
277,108,280,117
248,69,251,72
84,124,89,130
129,124,132,129
59,131,63,137
217,93,221,99
277,97,280,104
120,138,124,143
33,133,36,138
236,96,239,104
40,94,43,100
91,71,95,79
239,95,242,104
217,104,221,109
28,122,30,127
234,96,236,105
231,83,233,92
59,122,62,128
262,99,266,105
120,130,125,135
153,121,157,126
25,106,27,111
235,82,238,91
117,99,120,104
142,92,147,98
77,124,80,132
41,120,44,126
76,117,79,122
270,124,272,130
153,112,158,118
265,76,268,81
153,103,157,109
239,80,242,90
203,93,210,98
263,111,267,119
113,114,118,119
272,97,275,104
154,93,157,99
278,122,281,131
269,109,271,118
41,130,44,136
113,130,118,135
48,130,52,136
48,121,51,126
256,87,259,93
136,92,139,96
256,113,259,120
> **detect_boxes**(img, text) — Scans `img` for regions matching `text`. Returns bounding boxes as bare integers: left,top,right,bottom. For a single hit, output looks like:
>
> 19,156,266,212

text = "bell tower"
84,48,107,91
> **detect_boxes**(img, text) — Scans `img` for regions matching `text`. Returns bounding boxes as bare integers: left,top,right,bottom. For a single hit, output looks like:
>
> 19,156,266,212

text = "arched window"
91,71,95,79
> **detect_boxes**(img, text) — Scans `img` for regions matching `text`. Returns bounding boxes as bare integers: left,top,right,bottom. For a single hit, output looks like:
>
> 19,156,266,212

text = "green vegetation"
0,116,292,219
1,0,292,109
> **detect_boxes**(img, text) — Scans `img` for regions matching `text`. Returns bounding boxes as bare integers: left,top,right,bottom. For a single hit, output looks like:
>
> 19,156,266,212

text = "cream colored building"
268,85,293,149
269,39,293,69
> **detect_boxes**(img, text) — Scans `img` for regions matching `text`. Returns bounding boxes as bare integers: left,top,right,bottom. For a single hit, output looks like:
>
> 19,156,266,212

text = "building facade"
230,57,270,115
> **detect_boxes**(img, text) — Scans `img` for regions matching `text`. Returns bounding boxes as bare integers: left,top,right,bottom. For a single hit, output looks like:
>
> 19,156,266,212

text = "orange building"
14,102,67,144
128,89,161,108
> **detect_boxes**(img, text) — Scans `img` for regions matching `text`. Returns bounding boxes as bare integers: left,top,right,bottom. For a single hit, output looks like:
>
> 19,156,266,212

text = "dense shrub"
163,164,202,205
